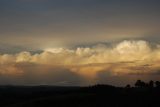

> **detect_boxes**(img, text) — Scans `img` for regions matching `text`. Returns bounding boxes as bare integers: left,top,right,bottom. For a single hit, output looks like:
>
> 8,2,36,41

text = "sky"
0,0,160,86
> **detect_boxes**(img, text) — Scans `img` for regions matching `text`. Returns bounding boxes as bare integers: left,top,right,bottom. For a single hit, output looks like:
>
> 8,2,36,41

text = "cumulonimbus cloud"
0,40,160,85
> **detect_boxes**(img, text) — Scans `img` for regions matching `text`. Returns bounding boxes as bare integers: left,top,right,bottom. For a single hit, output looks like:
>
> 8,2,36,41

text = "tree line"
126,80,160,88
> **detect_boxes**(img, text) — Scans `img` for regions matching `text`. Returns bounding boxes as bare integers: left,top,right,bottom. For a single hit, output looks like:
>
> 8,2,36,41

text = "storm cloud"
0,40,160,86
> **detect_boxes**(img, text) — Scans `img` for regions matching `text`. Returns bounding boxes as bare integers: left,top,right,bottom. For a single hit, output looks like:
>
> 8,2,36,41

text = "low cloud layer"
1,40,160,86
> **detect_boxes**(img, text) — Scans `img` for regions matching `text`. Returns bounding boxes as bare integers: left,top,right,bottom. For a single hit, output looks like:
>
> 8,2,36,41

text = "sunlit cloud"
0,40,160,85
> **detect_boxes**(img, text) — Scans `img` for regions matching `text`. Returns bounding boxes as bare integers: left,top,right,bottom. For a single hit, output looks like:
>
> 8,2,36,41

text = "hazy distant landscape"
0,80,160,107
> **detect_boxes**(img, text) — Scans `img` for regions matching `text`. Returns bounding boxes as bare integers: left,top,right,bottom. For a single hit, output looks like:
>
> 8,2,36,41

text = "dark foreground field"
0,85,160,107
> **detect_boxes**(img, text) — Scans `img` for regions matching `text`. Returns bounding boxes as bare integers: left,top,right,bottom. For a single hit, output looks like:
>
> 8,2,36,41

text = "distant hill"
0,84,160,107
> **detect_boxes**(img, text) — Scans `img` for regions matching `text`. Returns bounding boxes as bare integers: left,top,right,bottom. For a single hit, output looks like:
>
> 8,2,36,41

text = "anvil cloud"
0,40,160,86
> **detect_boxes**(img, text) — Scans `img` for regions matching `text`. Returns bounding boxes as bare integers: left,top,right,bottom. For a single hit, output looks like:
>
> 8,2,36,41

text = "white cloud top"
0,40,160,86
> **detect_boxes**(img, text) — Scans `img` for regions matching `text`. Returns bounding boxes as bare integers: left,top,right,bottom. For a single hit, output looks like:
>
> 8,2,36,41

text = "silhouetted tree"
125,84,131,88
135,80,141,87
155,81,160,88
135,80,146,87
149,80,154,88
